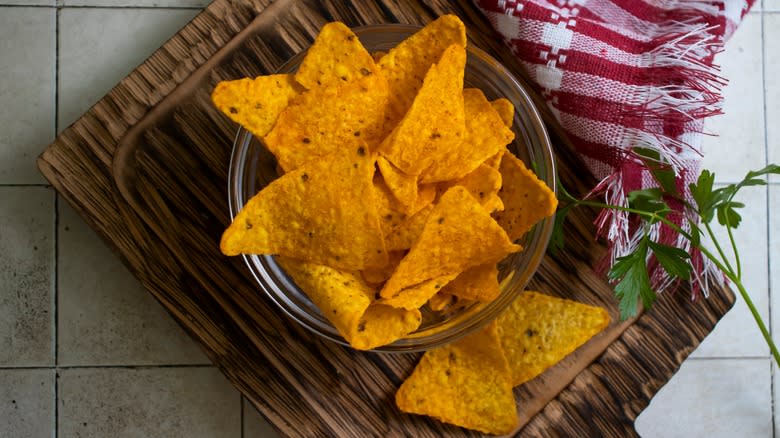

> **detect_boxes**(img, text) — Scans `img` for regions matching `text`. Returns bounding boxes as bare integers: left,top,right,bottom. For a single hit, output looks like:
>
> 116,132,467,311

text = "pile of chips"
214,15,611,434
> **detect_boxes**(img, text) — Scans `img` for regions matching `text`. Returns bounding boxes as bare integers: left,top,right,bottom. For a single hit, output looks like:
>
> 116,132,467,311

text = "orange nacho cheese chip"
490,97,514,128
377,156,418,212
396,322,517,435
220,144,387,270
439,263,500,302
379,14,467,124
427,291,456,312
439,163,503,214
497,291,611,386
278,258,420,350
264,73,389,172
383,203,434,252
493,152,558,242
295,22,380,89
211,74,301,138
380,186,520,301
420,88,514,183
380,273,458,310
379,44,466,177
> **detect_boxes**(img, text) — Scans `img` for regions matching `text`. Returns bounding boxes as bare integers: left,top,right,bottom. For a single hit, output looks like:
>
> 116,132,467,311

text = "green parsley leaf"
627,188,671,222
716,201,744,228
608,236,656,319
648,240,692,280
634,147,679,197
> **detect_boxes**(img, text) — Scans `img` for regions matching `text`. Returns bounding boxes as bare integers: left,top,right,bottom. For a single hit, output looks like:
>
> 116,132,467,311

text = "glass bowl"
227,24,555,353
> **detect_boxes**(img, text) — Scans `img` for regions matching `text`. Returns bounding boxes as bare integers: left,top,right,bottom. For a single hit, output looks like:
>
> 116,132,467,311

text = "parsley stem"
704,221,737,276
726,221,742,280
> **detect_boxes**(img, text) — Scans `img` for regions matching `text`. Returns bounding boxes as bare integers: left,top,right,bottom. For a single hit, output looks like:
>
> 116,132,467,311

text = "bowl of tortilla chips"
218,16,557,352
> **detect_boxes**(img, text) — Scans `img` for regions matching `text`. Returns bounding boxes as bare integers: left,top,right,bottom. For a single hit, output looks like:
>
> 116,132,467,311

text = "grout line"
54,6,59,135
53,368,58,438
761,9,777,433
0,4,56,7
0,364,215,370
53,9,59,437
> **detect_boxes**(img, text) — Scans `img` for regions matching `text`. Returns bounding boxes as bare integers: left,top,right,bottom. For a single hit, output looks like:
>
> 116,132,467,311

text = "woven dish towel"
476,0,754,297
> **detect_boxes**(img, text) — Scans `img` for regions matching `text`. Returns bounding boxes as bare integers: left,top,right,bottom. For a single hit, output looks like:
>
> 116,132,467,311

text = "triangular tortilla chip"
380,186,520,299
265,74,389,172
379,44,466,177
438,163,504,214
380,273,458,310
497,291,610,386
295,22,380,89
221,144,388,270
420,88,513,183
377,156,418,212
211,74,301,138
379,14,467,124
493,152,557,242
361,250,405,286
396,322,518,435
278,258,419,350
490,98,514,128
427,292,456,312
384,204,433,252
351,304,422,350
483,150,504,170
439,264,500,302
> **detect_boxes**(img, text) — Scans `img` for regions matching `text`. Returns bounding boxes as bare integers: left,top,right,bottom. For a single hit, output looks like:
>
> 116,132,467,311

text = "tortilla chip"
440,264,500,302
264,74,389,172
221,144,388,270
497,291,610,386
377,156,418,212
295,22,380,90
380,273,458,310
379,15,467,124
490,98,514,128
439,164,503,213
379,44,466,177
483,150,504,170
427,292,455,312
351,304,422,350
384,203,434,252
420,88,513,183
396,322,517,435
211,74,301,138
276,257,373,340
380,186,520,299
493,152,557,242
361,250,405,286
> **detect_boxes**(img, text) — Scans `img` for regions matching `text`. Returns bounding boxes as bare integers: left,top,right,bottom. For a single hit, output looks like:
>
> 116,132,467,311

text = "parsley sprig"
552,159,780,365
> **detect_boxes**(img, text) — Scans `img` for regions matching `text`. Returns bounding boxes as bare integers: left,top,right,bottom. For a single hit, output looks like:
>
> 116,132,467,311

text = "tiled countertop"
0,2,777,437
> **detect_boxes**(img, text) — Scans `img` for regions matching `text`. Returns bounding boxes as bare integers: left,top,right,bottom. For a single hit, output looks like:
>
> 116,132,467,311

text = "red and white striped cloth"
475,0,754,298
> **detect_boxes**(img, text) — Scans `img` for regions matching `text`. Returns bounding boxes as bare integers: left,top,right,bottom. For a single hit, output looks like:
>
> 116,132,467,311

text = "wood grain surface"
38,0,735,436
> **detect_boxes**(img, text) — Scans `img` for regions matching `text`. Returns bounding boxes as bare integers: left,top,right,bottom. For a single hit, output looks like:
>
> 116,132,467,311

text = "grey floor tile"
769,186,779,345
765,0,780,11
58,366,241,437
0,187,54,366
58,202,208,366
765,14,780,182
635,358,772,438
243,398,280,438
692,185,769,358
57,8,199,131
0,369,54,438
702,14,765,183
0,7,55,183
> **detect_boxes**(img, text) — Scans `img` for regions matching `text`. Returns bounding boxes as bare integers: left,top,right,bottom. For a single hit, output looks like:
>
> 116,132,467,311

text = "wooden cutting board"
37,0,735,436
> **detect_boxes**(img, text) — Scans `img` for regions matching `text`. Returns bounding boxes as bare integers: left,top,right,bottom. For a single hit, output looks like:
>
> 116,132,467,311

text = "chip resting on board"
497,291,611,385
220,144,387,270
264,74,389,172
211,74,301,138
380,186,520,300
379,14,467,124
379,43,466,177
396,322,518,435
295,22,380,90
493,152,557,242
